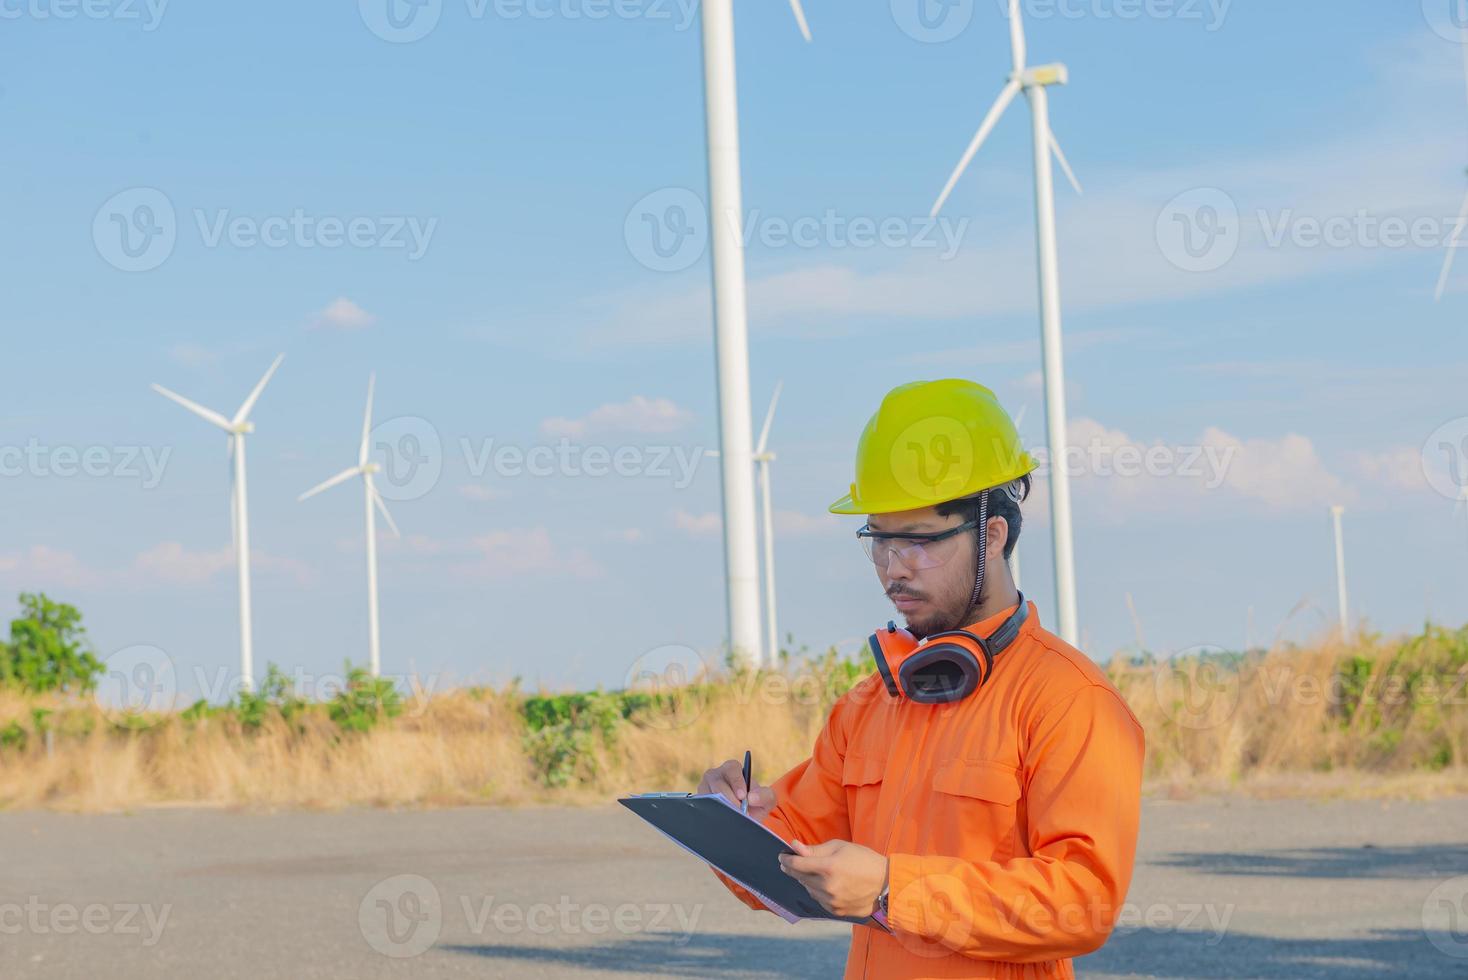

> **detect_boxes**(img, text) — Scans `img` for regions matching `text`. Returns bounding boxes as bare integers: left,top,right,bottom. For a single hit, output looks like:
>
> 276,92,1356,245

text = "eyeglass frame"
855,518,980,567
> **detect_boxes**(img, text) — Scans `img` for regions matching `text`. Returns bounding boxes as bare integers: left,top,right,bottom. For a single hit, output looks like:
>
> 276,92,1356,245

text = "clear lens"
859,531,961,570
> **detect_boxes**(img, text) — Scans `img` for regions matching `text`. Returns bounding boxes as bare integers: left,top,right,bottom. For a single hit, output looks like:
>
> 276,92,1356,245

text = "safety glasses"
856,519,978,570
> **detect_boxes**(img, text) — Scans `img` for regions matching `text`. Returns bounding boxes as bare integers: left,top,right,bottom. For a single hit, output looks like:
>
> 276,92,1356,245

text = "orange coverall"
716,600,1145,979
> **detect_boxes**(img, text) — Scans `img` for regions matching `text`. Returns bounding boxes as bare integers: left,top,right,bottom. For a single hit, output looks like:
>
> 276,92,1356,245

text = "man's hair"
935,474,1031,560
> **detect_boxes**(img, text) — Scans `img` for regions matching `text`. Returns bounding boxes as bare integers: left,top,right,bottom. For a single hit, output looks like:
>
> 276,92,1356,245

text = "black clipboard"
618,793,882,927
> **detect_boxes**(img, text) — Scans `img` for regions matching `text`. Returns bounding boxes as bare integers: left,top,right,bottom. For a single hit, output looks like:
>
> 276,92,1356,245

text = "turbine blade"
930,79,1022,218
152,384,233,431
1008,0,1026,72
370,479,400,537
232,353,284,426
1049,129,1083,195
298,465,361,502
1013,404,1028,430
788,0,811,42
1437,188,1468,301
359,373,376,467
756,381,785,454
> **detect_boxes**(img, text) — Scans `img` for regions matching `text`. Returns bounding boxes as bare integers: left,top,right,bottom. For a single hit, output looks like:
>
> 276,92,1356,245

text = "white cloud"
312,297,376,330
604,527,644,543
580,39,1464,350
774,510,839,536
672,510,722,536
0,546,102,589
1022,419,1352,520
458,484,511,503
458,527,601,580
541,396,693,438
131,542,317,587
167,343,222,367
1348,447,1429,493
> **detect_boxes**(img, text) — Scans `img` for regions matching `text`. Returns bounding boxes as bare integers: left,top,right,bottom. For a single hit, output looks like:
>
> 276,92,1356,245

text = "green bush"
329,663,403,733
0,593,103,694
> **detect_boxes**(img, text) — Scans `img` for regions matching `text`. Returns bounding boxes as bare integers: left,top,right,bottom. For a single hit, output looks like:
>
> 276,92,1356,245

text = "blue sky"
2,0,1465,700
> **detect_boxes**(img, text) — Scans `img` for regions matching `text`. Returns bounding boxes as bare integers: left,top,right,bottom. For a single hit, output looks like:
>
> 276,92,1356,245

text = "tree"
0,593,103,694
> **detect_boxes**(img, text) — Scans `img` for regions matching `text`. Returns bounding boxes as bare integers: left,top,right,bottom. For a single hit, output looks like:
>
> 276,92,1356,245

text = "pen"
741,750,752,816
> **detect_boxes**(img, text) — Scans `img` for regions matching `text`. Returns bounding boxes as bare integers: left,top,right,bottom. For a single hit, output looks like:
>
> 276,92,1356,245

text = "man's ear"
987,515,1010,556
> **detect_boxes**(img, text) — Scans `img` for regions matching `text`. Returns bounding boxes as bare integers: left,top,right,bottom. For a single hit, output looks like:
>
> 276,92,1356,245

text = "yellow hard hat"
828,379,1037,515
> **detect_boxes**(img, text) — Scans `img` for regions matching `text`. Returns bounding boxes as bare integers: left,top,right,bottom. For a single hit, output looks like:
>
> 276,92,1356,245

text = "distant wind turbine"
697,0,811,668
1330,505,1350,640
929,0,1083,645
152,353,284,693
753,382,783,665
1437,33,1468,300
298,374,400,678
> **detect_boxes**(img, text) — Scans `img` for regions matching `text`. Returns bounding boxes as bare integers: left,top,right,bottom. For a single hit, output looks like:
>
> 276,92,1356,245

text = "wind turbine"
1330,505,1350,640
929,0,1083,646
697,0,810,667
298,374,400,678
152,353,284,693
753,382,783,665
1436,28,1468,300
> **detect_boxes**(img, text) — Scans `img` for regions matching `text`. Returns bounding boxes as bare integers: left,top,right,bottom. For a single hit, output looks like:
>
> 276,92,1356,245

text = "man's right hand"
698,759,777,820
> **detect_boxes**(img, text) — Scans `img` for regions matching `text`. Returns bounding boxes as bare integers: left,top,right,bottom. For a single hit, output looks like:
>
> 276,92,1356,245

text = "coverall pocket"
930,759,1023,862
840,751,886,839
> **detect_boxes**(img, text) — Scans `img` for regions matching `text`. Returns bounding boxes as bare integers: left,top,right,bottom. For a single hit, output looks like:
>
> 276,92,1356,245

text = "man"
699,379,1145,979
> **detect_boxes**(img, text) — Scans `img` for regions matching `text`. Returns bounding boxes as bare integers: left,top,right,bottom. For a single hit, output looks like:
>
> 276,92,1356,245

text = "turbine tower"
152,354,284,693
697,0,810,665
1330,504,1350,640
928,0,1083,645
753,382,783,665
298,374,400,677
1436,29,1468,300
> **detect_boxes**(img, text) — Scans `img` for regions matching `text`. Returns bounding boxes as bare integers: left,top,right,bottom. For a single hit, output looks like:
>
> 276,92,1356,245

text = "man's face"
867,505,977,638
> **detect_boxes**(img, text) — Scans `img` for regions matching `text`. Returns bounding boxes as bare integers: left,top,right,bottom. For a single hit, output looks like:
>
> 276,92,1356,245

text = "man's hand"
697,759,777,820
779,839,889,919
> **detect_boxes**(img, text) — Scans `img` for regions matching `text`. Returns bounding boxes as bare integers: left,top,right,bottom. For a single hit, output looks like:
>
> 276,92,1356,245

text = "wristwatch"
875,884,891,919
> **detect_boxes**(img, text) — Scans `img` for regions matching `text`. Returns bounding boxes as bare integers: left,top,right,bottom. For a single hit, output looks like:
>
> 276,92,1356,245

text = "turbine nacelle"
1018,63,1068,88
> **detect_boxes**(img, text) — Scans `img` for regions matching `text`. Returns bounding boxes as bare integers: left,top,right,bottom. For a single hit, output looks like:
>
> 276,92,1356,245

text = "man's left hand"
778,839,888,918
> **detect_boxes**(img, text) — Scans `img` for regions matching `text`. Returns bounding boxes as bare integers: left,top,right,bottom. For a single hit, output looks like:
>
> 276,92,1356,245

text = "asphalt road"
1,795,1466,979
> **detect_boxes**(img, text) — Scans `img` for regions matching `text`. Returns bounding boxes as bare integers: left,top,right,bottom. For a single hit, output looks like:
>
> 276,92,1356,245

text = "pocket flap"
840,752,886,787
932,760,1022,804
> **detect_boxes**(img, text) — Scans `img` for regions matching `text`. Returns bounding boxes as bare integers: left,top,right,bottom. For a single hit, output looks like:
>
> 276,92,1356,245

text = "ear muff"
867,624,991,704
866,594,1030,704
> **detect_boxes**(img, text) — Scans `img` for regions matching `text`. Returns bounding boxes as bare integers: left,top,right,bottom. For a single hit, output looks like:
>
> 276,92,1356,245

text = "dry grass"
1,624,1465,812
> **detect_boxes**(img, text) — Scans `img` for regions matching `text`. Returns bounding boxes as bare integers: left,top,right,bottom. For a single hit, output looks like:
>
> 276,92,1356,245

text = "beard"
887,584,970,639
